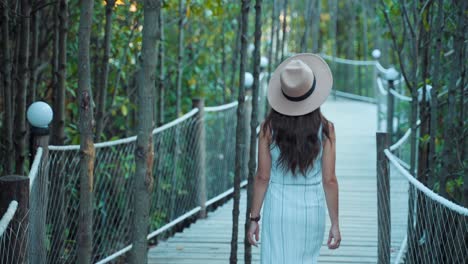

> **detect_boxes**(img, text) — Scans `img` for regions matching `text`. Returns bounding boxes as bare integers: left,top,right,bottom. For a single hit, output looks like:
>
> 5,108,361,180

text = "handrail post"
376,132,390,264
26,101,52,263
29,126,50,263
0,175,30,264
192,98,207,218
386,80,395,143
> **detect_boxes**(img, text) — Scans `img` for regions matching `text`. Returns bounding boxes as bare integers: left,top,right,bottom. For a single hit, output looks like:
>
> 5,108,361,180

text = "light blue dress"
260,125,326,264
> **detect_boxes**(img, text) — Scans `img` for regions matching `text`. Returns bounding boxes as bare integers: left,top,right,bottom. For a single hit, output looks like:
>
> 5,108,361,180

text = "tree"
2,1,14,175
95,0,116,142
310,0,321,53
280,0,288,60
176,0,186,118
76,0,95,261
129,0,159,262
52,0,69,146
245,0,262,263
230,0,251,263
14,0,31,175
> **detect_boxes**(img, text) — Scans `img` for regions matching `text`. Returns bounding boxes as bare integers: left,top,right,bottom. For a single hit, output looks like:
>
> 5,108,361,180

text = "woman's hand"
327,224,341,249
247,221,260,247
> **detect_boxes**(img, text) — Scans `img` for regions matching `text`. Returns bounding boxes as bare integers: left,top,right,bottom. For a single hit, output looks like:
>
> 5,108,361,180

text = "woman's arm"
250,124,272,218
322,122,341,249
248,124,272,247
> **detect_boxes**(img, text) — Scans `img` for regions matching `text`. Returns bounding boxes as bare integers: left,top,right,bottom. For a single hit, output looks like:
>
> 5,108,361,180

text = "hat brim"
267,53,333,116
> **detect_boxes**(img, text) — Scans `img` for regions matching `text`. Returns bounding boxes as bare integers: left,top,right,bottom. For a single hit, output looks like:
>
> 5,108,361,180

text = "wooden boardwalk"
148,98,379,263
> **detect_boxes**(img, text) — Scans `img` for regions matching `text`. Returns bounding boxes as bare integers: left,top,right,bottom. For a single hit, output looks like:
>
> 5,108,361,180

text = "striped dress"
260,125,326,264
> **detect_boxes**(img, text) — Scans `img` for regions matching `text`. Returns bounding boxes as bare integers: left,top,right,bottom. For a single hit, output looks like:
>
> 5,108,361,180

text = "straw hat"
267,53,333,116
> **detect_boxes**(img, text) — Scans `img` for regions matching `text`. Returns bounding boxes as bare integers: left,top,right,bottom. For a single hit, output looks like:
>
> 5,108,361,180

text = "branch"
399,0,416,39
380,0,413,91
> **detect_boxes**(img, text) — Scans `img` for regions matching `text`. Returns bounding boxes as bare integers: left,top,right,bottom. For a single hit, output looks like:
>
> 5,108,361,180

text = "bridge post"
0,175,30,264
386,82,395,143
376,132,390,264
193,98,207,218
27,101,52,263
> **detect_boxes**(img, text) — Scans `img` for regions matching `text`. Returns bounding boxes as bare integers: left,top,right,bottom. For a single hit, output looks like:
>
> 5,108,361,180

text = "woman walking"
248,53,341,263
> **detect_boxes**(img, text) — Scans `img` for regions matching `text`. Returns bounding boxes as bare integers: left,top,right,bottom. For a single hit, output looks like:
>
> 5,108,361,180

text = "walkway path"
148,98,378,263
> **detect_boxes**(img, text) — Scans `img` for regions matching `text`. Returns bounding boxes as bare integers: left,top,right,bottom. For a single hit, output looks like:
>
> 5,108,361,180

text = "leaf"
121,105,128,116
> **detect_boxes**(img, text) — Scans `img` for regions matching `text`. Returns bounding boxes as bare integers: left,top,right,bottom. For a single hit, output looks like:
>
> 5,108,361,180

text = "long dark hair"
262,108,331,176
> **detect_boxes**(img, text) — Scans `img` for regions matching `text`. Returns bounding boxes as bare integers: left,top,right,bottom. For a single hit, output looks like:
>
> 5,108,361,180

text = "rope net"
205,104,240,200
321,54,378,100
0,201,29,264
385,148,468,263
322,54,468,263
381,123,468,264
29,101,245,263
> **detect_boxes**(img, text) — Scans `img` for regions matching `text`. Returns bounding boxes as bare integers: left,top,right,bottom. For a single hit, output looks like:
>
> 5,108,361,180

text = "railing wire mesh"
28,99,249,263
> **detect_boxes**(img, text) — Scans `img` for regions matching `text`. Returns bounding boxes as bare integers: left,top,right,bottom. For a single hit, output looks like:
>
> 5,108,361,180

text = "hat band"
281,78,316,102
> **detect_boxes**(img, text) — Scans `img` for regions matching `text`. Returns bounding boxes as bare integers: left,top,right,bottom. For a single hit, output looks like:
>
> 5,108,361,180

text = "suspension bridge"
1,55,467,264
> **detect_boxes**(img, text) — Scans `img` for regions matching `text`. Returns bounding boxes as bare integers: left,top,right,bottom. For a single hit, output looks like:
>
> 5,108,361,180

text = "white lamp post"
248,43,255,56
382,67,399,82
381,67,399,142
27,101,53,129
244,72,254,89
26,101,53,263
260,56,268,69
372,49,381,60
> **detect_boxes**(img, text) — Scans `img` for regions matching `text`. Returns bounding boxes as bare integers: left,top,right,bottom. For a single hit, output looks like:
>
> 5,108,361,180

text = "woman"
247,53,341,263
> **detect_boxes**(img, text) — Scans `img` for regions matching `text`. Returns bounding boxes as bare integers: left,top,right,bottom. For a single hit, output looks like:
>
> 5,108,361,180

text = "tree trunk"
245,1,262,263
300,0,311,52
329,0,337,97
311,0,321,53
129,0,159,263
76,0,95,261
429,0,443,192
158,9,165,126
362,2,369,60
280,0,288,61
443,0,465,198
14,0,31,175
221,19,227,104
176,0,186,117
230,1,251,263
267,0,276,78
95,0,115,142
28,7,39,107
51,0,68,146
230,14,242,102
2,2,14,175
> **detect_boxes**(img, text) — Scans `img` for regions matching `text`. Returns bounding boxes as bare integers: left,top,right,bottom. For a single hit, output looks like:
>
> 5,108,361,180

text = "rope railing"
27,95,257,263
377,122,468,263
0,200,28,264
323,53,468,263
0,201,18,237
320,54,378,102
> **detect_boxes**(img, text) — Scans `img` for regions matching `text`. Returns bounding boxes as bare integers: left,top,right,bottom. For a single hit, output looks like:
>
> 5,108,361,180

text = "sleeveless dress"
260,125,326,264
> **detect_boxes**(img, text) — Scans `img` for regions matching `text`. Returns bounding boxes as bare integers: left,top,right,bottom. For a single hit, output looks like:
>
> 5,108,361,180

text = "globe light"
372,49,381,59
204,9,213,18
383,67,399,81
244,72,254,88
260,56,269,68
248,43,255,55
27,101,53,128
